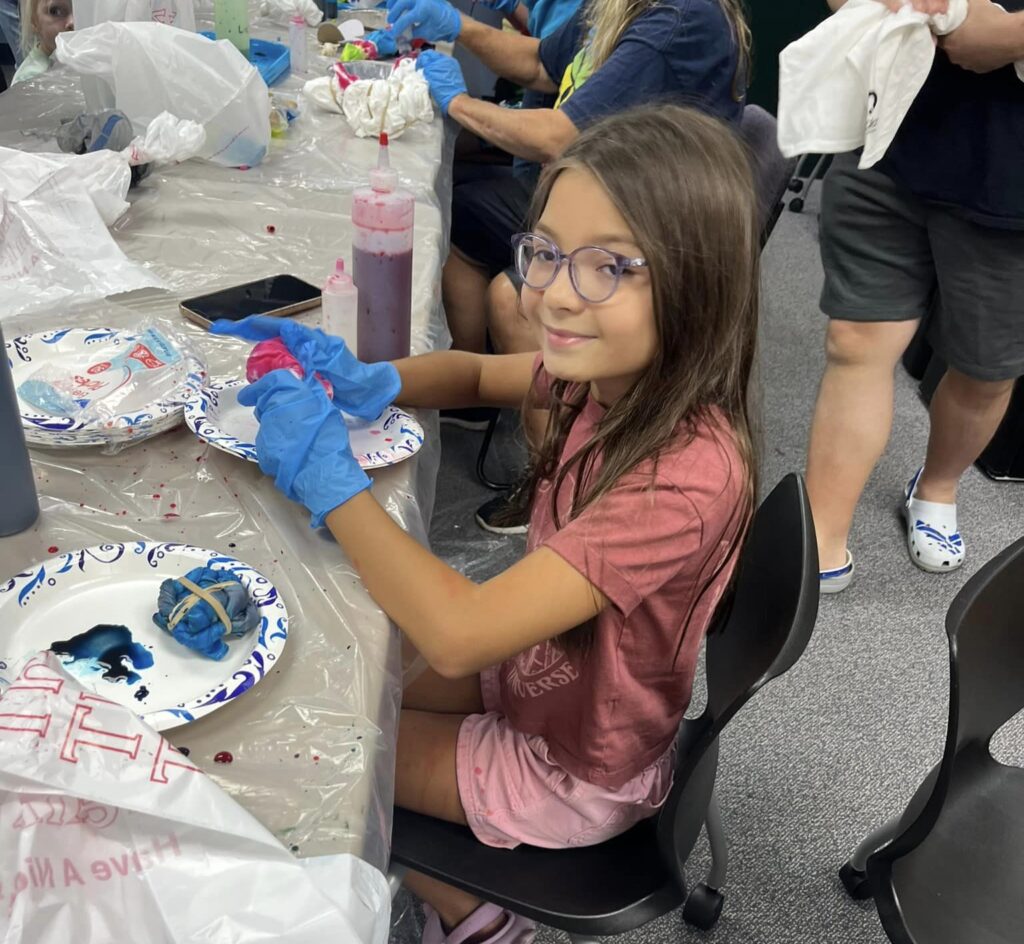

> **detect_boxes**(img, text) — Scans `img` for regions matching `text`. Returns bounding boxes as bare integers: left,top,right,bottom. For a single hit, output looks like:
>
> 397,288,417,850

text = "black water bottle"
0,326,40,536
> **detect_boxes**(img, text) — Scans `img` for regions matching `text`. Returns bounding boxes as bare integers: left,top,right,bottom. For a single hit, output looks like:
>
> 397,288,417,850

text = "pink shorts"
456,667,675,850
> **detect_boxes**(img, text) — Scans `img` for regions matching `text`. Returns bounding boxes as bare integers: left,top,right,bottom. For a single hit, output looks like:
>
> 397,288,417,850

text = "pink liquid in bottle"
352,134,414,363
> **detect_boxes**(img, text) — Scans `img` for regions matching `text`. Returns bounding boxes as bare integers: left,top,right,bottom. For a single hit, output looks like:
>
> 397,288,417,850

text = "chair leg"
682,789,727,930
849,816,903,872
704,788,728,891
387,864,408,900
839,815,903,900
475,411,512,491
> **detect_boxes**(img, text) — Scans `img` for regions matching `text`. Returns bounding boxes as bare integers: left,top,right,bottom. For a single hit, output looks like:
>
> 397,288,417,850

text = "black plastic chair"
475,105,797,490
840,534,1024,944
390,473,820,941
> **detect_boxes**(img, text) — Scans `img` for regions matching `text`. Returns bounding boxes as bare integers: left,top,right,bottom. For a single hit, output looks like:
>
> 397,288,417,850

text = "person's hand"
211,315,401,420
387,0,461,42
416,50,468,116
939,0,1019,73
478,0,520,16
873,0,949,13
365,28,399,57
239,370,371,527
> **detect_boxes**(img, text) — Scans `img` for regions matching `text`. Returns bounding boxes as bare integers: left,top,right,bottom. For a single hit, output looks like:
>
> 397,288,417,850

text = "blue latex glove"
416,51,468,116
239,370,371,527
211,315,401,421
478,0,519,15
365,28,399,56
387,0,461,42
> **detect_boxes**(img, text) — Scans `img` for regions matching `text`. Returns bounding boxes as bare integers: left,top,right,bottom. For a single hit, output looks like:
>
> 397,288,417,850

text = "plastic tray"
200,32,291,87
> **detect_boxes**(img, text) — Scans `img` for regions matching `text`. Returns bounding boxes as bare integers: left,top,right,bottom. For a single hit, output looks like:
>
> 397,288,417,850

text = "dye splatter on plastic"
134,684,150,701
51,625,155,684
214,751,234,764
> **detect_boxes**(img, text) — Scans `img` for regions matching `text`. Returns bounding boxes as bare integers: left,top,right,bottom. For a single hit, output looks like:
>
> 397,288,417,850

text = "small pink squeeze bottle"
352,133,414,363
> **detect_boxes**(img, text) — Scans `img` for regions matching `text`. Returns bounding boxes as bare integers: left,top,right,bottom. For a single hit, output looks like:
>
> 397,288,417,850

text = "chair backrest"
738,105,796,247
656,473,820,878
872,534,1024,864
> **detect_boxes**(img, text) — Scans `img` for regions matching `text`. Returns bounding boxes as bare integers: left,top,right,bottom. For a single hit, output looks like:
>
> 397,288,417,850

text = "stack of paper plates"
7,327,204,449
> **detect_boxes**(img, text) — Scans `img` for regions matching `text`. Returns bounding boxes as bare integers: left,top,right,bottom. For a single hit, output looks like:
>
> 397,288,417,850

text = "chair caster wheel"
839,861,872,900
789,197,805,213
788,178,804,193
683,883,724,930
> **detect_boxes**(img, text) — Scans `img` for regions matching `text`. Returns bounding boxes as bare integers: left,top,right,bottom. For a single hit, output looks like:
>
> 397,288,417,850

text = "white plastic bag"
0,147,163,318
125,111,207,164
72,0,197,32
55,22,270,167
259,0,322,27
0,652,390,944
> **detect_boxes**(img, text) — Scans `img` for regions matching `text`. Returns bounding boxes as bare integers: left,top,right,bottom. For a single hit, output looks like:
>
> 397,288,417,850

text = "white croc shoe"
903,467,965,574
819,549,855,594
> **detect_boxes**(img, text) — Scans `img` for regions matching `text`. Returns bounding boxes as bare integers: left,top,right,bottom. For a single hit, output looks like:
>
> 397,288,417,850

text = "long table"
0,20,453,875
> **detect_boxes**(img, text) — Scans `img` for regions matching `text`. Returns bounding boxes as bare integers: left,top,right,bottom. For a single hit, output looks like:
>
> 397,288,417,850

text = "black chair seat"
392,808,683,936
874,755,1024,944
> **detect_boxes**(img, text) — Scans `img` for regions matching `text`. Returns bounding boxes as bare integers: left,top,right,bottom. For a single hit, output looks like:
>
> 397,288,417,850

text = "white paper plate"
184,379,425,470
7,327,204,448
0,543,288,732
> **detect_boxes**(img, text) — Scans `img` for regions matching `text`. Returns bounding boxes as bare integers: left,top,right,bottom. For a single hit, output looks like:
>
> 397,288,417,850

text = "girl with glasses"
216,103,760,944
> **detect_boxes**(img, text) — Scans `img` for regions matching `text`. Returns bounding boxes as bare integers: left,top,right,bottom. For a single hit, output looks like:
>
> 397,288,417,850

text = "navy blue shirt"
537,0,744,132
879,0,1024,229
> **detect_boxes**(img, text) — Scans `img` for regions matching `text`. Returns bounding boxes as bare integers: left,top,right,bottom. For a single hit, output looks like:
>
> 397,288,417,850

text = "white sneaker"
902,467,965,574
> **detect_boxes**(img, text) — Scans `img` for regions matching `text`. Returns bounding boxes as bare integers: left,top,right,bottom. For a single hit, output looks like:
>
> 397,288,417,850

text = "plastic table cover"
0,15,454,875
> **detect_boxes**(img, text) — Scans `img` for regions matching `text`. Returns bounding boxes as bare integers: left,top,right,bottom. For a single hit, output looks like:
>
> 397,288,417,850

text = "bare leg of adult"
486,273,548,451
444,251,491,354
487,273,537,355
914,368,1015,504
805,318,922,570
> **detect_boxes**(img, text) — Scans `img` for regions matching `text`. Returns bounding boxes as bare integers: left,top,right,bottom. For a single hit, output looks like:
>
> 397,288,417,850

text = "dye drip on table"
51,624,154,685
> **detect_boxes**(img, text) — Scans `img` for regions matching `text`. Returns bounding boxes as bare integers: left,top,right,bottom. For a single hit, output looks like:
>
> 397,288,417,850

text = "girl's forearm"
326,490,480,677
391,350,485,409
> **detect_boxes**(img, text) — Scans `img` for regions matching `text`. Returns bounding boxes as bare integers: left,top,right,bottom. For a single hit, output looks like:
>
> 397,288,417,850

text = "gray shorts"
819,152,1024,382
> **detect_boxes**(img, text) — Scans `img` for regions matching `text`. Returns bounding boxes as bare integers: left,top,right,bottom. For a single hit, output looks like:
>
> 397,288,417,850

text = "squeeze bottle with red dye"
352,133,413,363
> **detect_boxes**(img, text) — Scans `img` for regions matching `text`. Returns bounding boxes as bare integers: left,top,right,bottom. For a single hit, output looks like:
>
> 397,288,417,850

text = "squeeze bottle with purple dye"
352,133,414,363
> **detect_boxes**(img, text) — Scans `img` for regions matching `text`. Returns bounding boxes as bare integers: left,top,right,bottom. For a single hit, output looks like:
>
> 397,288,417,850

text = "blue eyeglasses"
511,232,648,303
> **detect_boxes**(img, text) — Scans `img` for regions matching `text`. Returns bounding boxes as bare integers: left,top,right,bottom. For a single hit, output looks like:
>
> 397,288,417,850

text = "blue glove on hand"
478,0,519,15
387,0,461,42
416,51,468,116
365,28,399,56
211,315,401,421
239,370,371,527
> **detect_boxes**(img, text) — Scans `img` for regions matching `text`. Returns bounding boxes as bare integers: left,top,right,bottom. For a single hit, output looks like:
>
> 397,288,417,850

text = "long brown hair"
519,104,761,652
587,0,751,103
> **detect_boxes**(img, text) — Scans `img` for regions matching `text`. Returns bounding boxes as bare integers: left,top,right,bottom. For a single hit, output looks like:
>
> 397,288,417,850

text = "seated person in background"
387,0,750,354
12,0,72,85
213,103,761,944
480,0,580,38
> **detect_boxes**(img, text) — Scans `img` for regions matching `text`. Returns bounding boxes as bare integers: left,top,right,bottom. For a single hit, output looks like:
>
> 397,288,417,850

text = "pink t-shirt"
495,363,747,789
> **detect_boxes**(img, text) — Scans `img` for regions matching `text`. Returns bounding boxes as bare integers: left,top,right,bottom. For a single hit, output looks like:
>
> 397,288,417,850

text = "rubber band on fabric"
167,577,235,635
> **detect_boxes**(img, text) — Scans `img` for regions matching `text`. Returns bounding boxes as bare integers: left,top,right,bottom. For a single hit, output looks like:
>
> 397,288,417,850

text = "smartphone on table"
179,275,322,330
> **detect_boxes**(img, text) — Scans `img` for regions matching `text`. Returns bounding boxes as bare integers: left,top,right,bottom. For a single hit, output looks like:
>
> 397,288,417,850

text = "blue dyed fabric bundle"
153,566,259,660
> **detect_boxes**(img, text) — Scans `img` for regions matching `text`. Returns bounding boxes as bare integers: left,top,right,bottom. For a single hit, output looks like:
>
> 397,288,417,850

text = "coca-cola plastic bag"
0,652,390,944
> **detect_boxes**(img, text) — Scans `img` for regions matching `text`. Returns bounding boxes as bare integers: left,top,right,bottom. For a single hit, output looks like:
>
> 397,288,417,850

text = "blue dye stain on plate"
51,625,155,685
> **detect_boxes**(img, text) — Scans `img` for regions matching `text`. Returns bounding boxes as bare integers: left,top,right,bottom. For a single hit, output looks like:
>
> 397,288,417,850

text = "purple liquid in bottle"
353,247,413,363
352,136,414,364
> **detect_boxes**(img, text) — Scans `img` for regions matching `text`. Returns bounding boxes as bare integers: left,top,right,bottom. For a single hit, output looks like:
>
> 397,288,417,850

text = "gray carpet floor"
392,190,1024,943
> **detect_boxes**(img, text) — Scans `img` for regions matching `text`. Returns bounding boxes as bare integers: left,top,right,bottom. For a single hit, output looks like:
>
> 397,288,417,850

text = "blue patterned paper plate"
0,543,289,731
183,378,425,470
6,327,205,448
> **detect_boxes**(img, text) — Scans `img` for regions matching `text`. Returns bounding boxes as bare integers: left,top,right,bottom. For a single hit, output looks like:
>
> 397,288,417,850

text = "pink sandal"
421,902,536,944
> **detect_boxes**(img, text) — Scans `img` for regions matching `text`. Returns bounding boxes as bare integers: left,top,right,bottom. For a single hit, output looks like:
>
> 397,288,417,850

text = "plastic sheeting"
0,11,454,876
